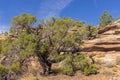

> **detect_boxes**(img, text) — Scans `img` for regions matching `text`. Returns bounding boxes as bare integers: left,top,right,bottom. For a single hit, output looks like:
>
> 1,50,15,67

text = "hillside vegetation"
0,11,118,80
0,13,99,80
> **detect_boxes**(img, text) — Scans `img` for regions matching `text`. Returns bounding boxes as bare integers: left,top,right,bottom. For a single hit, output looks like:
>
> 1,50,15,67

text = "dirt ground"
39,72,119,80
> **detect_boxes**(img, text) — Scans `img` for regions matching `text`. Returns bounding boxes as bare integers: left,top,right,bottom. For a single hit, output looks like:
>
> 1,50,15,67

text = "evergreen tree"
99,10,113,27
11,13,36,34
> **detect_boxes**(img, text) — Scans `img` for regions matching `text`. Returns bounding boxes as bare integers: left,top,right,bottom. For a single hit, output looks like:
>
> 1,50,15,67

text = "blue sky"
0,0,120,32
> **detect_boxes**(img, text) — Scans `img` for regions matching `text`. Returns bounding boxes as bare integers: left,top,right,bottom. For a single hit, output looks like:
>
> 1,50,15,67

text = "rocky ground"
19,53,120,80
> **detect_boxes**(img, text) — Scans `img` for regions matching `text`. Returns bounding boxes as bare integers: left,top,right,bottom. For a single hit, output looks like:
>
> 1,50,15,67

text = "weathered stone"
82,20,120,52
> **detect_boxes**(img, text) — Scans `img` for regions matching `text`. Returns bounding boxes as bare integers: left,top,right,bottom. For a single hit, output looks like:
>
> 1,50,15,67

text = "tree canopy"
11,13,36,34
99,10,113,27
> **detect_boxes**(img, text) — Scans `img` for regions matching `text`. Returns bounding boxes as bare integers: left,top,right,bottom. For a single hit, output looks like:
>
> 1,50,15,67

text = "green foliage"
0,64,8,75
10,26,16,34
74,20,85,27
60,53,98,76
10,62,20,72
0,16,99,76
99,10,113,27
73,54,97,76
83,64,97,76
53,53,65,62
1,37,13,55
11,13,36,33
12,13,36,27
77,24,98,40
86,24,98,40
17,32,37,58
73,54,89,71
60,53,74,76
53,17,74,28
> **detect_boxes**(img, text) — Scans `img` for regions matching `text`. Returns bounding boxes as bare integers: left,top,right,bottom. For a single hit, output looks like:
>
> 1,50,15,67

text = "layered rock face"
82,20,120,54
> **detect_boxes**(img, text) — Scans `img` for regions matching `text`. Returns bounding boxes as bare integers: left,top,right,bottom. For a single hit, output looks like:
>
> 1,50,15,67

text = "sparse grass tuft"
0,64,8,75
83,64,98,76
10,62,20,72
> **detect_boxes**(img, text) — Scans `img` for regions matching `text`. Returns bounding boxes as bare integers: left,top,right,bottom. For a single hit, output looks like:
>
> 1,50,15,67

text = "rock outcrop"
82,20,120,54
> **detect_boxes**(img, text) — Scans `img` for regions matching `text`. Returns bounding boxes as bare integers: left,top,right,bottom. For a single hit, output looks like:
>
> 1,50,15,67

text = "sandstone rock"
82,20,120,53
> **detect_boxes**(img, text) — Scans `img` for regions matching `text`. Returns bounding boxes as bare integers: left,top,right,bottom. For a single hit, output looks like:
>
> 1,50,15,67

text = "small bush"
0,64,8,75
83,64,97,76
11,62,20,72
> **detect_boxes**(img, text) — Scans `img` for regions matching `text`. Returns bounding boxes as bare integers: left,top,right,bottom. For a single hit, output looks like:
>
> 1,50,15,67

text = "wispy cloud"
39,0,74,19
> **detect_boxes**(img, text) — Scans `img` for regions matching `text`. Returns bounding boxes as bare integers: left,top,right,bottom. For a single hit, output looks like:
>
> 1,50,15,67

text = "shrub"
60,53,74,76
61,63,74,76
51,52,65,62
83,64,97,76
0,64,8,75
1,37,13,55
73,54,89,71
11,62,20,72
99,10,113,27
60,53,98,76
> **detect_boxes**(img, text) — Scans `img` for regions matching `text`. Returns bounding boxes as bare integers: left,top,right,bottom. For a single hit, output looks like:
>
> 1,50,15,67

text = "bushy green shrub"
60,53,98,76
60,53,74,76
99,10,113,27
83,64,97,76
11,62,20,72
51,52,65,62
1,37,13,55
73,54,89,71
0,64,8,75
17,33,37,58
